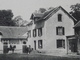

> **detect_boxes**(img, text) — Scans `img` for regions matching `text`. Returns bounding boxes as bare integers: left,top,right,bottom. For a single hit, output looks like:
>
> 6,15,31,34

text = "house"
0,26,28,54
73,21,80,54
66,20,80,55
27,6,77,55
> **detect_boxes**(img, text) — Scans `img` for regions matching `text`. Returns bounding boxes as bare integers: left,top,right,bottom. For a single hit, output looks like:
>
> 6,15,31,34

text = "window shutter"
38,28,40,36
56,27,58,35
33,30,34,37
63,27,65,35
35,29,36,37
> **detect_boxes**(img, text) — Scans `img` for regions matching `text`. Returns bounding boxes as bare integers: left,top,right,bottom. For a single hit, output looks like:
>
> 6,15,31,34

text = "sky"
0,0,79,21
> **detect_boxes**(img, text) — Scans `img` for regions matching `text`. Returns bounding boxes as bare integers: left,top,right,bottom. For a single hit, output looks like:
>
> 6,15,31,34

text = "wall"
27,20,46,50
0,40,27,54
43,8,74,55
27,8,75,55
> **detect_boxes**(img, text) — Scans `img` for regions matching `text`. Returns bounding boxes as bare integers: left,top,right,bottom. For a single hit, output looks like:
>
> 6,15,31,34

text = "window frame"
58,14,62,22
56,27,65,35
57,39,65,49
38,28,42,37
38,40,43,49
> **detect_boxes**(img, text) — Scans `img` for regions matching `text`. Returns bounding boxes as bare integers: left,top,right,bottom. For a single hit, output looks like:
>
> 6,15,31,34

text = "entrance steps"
30,50,45,55
68,52,77,55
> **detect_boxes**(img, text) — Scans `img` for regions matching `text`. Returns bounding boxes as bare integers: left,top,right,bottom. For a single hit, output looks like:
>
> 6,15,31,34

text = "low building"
73,21,80,54
0,26,28,54
27,6,77,55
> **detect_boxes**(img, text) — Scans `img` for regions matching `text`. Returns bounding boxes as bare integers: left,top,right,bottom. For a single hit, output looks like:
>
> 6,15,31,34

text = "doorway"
3,42,8,53
68,39,77,53
34,40,36,50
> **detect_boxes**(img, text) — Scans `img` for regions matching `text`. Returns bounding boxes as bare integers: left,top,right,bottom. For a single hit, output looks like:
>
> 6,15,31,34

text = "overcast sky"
0,0,79,21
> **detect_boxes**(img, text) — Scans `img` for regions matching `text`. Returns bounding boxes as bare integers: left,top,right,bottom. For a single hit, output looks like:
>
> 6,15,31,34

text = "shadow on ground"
0,53,80,60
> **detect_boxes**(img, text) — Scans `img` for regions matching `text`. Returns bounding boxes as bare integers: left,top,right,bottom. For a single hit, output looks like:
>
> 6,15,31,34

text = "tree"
0,10,15,26
13,16,23,26
13,16,28,27
70,3,80,23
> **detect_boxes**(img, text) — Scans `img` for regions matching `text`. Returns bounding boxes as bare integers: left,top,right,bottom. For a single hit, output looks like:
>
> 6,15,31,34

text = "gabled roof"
0,26,28,38
27,21,33,26
30,6,77,22
30,7,55,20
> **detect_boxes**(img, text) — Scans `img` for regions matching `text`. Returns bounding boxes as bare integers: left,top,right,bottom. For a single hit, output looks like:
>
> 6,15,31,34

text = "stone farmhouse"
0,6,80,56
27,6,77,55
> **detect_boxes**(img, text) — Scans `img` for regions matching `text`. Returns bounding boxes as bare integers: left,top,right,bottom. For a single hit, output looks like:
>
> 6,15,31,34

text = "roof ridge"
30,6,77,22
74,20,80,27
43,6,60,19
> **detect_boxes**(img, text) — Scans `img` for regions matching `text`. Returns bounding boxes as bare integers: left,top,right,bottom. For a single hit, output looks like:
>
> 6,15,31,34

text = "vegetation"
13,15,28,27
0,10,28,26
70,3,80,24
0,10,15,26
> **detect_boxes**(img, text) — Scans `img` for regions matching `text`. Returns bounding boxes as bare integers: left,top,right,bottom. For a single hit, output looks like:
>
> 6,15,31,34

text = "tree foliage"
0,10,15,26
13,16,23,26
13,15,28,27
70,3,80,23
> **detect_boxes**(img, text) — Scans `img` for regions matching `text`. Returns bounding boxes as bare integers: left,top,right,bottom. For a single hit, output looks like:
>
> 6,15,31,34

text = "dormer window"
34,18,38,22
34,17,40,23
58,14,62,22
57,39,65,49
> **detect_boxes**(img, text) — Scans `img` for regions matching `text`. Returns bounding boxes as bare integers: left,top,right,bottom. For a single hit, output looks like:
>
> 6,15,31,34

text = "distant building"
0,26,28,54
27,6,76,55
73,21,80,54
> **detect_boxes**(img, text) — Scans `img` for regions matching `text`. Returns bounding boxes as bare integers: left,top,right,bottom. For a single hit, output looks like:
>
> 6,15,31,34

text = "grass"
0,53,80,60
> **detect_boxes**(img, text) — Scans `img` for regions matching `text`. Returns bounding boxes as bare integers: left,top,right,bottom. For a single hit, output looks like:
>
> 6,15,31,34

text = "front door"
68,39,77,53
34,41,36,50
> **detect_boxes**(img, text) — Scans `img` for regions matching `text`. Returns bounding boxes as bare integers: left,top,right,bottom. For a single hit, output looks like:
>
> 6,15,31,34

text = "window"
56,27,65,35
34,18,38,22
33,29,36,37
38,28,42,36
23,41,26,44
38,40,43,49
57,39,65,48
34,17,40,23
28,30,31,37
58,14,62,22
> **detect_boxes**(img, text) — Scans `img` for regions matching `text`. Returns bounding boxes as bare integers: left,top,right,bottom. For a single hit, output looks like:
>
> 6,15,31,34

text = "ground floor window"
9,40,19,44
57,39,65,48
38,40,43,49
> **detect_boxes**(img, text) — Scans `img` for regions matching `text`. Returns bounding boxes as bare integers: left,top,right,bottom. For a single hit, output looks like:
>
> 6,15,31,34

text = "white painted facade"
0,27,28,54
27,6,75,55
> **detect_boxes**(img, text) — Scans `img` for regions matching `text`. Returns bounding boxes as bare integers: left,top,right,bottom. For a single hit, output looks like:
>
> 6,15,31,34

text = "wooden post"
66,38,68,54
